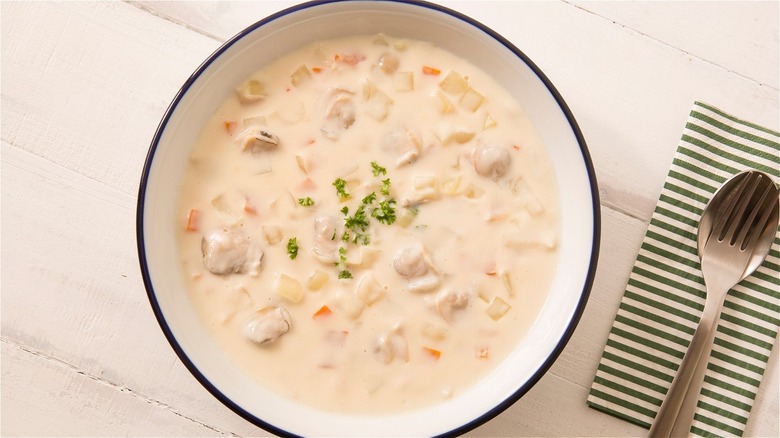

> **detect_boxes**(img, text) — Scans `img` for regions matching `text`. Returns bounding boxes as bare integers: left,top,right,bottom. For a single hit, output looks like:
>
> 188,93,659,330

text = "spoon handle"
648,294,724,437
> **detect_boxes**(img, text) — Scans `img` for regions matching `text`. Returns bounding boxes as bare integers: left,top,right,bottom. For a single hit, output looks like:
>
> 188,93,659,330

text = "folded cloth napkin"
587,101,779,437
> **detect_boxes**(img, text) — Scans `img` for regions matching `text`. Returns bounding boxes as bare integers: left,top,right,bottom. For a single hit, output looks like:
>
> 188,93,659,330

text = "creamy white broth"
176,35,559,414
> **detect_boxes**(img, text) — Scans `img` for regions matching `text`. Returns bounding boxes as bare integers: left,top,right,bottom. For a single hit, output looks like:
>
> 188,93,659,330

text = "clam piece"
202,229,263,275
381,127,421,168
393,246,428,277
378,52,400,74
396,150,419,168
371,326,409,364
372,335,394,364
435,289,470,322
474,145,511,179
235,127,279,154
243,307,292,345
408,275,440,293
321,94,356,140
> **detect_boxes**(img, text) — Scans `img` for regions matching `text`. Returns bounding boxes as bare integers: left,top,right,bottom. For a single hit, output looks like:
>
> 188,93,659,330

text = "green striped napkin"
587,101,780,437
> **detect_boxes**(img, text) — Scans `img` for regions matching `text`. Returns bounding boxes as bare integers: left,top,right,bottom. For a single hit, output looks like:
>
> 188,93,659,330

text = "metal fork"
649,171,780,437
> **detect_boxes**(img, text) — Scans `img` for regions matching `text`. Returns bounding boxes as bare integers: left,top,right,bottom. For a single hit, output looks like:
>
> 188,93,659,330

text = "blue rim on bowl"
137,1,600,436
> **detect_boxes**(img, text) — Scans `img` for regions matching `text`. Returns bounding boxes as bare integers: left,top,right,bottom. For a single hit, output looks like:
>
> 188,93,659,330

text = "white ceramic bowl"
137,1,600,436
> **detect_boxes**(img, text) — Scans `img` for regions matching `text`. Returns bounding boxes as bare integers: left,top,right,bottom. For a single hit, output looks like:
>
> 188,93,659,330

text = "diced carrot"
223,121,237,136
477,347,489,359
243,198,257,215
185,208,199,232
311,67,323,73
422,65,441,75
513,144,521,151
484,260,497,275
298,177,316,191
313,305,332,319
423,347,441,360
325,330,349,344
344,53,362,65
334,52,364,66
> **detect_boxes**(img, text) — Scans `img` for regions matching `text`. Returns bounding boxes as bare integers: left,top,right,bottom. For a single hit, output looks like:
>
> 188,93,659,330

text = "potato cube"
433,90,453,113
413,175,436,191
290,64,312,87
393,71,414,92
242,115,267,128
439,71,469,95
235,79,266,104
486,296,511,321
356,273,386,306
500,270,515,297
274,274,303,303
307,269,329,291
459,87,485,112
335,290,365,319
441,176,462,195
464,183,485,199
433,122,474,145
483,113,497,130
396,208,417,228
359,247,381,267
422,322,448,341
262,226,283,245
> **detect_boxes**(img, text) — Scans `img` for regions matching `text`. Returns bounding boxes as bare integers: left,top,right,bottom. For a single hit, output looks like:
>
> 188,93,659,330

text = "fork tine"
735,177,771,248
725,173,762,245
742,182,780,251
712,172,757,242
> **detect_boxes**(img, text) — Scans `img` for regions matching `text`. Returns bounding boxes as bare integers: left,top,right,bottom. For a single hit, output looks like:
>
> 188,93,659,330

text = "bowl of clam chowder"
137,1,600,436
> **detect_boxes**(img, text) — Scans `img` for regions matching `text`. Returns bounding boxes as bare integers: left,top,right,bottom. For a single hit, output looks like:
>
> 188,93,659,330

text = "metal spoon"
648,170,780,438
697,171,779,277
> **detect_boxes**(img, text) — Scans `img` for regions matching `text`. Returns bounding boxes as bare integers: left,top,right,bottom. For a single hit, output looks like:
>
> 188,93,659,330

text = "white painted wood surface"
2,1,778,436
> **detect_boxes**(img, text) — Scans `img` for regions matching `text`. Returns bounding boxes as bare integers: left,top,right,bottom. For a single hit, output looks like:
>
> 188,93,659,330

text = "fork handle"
648,295,724,437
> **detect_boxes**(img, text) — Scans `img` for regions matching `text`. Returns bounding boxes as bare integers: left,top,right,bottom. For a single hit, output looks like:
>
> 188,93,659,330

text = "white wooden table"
2,1,778,436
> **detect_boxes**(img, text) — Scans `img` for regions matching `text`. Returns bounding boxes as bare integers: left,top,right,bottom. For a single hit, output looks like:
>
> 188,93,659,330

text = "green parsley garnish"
297,196,315,207
338,246,348,264
372,199,397,225
333,178,349,199
286,237,299,260
362,192,377,205
327,163,399,277
343,204,371,245
371,161,387,177
335,247,352,279
344,204,369,232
